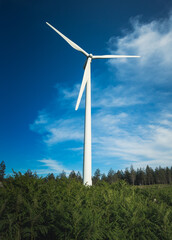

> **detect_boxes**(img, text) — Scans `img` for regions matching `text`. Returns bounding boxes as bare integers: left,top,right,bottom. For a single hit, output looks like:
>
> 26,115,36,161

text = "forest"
0,161,172,239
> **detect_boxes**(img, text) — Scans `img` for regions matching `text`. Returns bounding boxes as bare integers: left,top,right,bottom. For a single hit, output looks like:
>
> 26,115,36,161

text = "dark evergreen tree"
59,170,67,179
154,167,167,184
69,170,77,179
116,170,124,180
46,173,55,181
24,169,33,178
146,165,154,185
0,161,6,181
135,168,141,185
107,168,115,184
92,168,101,185
166,167,172,184
154,167,160,184
136,168,146,185
101,173,107,182
130,165,136,185
76,171,82,182
159,166,167,184
124,168,131,184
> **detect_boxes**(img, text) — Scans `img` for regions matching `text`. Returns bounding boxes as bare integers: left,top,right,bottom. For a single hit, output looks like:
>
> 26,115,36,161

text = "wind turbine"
46,22,140,186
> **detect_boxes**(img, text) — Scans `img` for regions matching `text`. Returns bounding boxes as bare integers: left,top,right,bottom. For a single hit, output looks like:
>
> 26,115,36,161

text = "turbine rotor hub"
88,53,93,59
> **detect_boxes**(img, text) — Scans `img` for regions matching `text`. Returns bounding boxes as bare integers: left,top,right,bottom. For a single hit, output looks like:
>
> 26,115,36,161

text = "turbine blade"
46,22,88,57
92,55,140,59
75,58,91,111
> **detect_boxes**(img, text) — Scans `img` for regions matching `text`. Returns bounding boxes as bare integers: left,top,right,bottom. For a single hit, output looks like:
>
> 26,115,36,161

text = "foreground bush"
0,174,172,239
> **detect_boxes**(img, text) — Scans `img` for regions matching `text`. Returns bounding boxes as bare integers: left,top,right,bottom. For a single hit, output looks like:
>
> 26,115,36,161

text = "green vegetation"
92,165,172,185
0,161,6,181
0,169,172,240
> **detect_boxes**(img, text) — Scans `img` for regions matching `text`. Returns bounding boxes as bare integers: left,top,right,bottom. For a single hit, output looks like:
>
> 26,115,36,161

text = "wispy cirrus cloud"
31,115,83,145
93,112,172,169
31,104,172,170
108,12,172,85
92,85,146,108
36,159,71,175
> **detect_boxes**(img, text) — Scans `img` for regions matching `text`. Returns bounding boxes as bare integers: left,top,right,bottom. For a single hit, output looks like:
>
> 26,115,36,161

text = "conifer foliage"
0,161,6,181
0,168,172,240
96,165,172,185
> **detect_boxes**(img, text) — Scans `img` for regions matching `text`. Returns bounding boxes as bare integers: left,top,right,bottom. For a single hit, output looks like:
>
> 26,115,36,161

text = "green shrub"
0,176,172,239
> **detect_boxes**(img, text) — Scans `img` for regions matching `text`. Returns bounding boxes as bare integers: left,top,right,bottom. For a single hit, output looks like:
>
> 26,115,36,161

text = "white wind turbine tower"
46,22,140,186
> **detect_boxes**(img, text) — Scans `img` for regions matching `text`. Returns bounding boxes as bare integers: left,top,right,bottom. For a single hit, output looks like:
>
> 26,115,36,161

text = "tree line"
0,160,172,186
92,165,172,185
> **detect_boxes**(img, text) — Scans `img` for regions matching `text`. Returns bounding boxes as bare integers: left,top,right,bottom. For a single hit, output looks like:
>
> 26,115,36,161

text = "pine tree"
46,173,55,181
76,171,82,182
101,173,107,182
107,168,115,184
130,165,136,185
166,167,172,184
116,170,124,180
59,170,66,179
92,168,101,184
69,170,77,179
159,166,167,184
0,161,6,181
124,168,131,184
24,169,33,178
146,165,154,185
154,167,160,184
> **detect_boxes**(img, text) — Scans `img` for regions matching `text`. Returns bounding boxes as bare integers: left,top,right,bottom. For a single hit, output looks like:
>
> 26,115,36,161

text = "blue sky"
1,0,172,176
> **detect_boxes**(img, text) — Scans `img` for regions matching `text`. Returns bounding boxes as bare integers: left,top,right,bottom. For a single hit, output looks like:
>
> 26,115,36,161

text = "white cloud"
60,84,80,100
31,114,83,145
92,112,172,169
30,111,49,134
44,119,83,145
92,85,146,108
108,13,172,85
37,159,71,174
